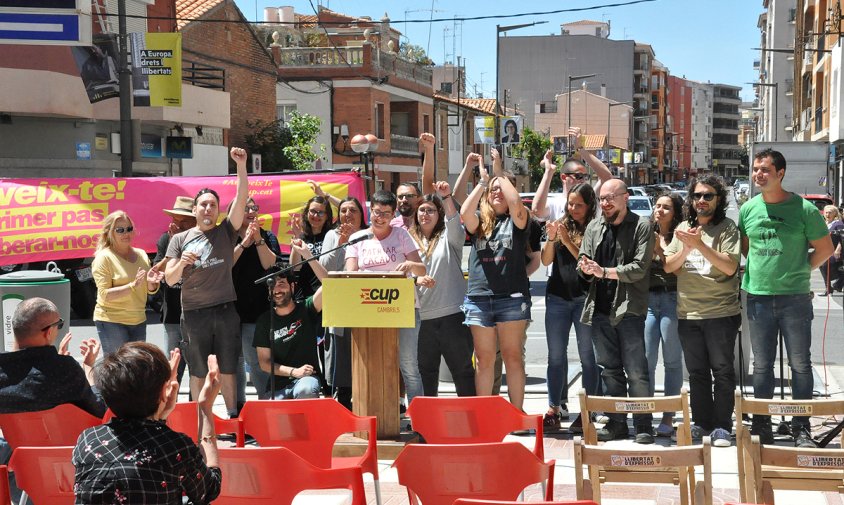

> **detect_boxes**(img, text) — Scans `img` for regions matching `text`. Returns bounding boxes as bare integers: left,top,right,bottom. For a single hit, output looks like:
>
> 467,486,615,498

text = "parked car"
671,190,688,201
801,194,833,212
628,195,654,218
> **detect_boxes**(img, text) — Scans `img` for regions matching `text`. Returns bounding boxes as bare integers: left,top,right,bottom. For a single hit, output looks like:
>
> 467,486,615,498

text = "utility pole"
117,0,133,177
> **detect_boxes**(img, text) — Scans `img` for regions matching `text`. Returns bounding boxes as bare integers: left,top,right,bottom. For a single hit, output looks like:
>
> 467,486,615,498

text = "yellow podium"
322,272,414,439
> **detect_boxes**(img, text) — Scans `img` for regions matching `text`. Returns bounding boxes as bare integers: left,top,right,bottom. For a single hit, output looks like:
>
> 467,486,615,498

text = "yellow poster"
322,277,415,328
144,32,181,107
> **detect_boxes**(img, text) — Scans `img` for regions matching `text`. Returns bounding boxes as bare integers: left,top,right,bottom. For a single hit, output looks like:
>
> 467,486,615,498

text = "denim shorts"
461,295,532,328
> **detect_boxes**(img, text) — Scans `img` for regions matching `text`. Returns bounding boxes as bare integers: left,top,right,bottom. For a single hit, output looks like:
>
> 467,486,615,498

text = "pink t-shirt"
346,227,419,272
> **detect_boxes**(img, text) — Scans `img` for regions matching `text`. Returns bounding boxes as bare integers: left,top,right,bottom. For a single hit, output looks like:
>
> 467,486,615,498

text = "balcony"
815,106,823,132
390,134,419,155
183,59,225,90
800,107,812,131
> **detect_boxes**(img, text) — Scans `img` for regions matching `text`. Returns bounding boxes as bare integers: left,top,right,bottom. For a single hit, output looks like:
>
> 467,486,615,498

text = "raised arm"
498,173,528,230
491,147,504,178
308,180,342,211
571,127,613,185
532,149,557,220
453,152,481,204
419,133,436,195
460,164,489,235
228,147,249,230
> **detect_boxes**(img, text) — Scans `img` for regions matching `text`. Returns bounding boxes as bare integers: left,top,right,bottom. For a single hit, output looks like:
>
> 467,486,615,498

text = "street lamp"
568,73,597,155
607,101,633,168
351,133,379,203
746,82,778,141
496,21,548,135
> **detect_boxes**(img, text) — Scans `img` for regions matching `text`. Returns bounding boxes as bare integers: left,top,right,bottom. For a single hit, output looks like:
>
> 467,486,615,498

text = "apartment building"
756,0,796,142
712,84,743,178
667,75,693,179
689,81,714,174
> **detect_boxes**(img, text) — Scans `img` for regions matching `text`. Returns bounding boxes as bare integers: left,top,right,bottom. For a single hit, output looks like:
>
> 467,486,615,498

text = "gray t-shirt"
166,219,238,311
415,213,467,320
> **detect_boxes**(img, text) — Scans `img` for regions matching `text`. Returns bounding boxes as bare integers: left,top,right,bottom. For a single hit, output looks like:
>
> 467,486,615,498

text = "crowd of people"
0,134,836,501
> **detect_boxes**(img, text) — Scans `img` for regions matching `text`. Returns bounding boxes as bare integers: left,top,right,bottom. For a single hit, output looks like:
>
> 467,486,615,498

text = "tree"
244,118,294,172
399,43,434,65
510,126,553,191
282,111,326,171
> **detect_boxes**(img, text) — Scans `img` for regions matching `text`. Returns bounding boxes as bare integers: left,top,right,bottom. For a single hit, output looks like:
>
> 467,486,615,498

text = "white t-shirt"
346,227,419,272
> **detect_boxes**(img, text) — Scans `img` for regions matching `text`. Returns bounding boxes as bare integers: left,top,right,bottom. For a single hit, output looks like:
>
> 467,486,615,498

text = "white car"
628,195,653,218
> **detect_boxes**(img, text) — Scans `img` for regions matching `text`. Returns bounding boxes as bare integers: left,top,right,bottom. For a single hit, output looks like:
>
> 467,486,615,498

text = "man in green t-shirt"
253,240,326,399
738,148,832,448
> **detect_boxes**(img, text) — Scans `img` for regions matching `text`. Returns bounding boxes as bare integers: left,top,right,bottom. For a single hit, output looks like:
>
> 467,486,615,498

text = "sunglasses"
245,205,259,212
308,209,326,217
397,194,419,200
114,226,134,234
564,172,588,180
41,318,64,332
691,192,716,202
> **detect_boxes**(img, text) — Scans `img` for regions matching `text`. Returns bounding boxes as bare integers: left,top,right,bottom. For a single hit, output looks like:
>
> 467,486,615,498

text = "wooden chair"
0,404,102,447
393,442,555,505
573,436,713,505
216,447,366,505
734,392,844,503
236,399,381,505
406,396,544,458
8,446,75,505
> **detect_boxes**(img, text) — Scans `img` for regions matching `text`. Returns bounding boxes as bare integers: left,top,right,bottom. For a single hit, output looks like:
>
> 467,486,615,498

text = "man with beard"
252,240,326,399
165,147,249,418
578,178,655,443
739,148,832,447
391,182,422,230
664,175,741,447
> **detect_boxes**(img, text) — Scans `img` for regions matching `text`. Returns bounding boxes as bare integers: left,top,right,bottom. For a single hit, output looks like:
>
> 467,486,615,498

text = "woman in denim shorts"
460,160,531,411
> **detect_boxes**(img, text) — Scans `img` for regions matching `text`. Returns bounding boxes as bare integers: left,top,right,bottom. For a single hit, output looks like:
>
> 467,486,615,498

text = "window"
423,114,430,134
276,103,297,124
374,102,385,139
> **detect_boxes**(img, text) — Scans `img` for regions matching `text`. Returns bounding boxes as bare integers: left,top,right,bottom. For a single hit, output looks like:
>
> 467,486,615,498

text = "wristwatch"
256,239,265,246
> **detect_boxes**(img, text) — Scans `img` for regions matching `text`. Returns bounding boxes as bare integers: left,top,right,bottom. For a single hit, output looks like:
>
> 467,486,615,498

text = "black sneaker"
596,420,629,441
543,411,562,433
559,403,570,421
569,413,584,434
634,425,655,445
794,427,818,448
751,416,775,445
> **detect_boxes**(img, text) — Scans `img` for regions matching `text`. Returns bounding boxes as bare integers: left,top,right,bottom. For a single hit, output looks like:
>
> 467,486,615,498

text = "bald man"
577,179,655,444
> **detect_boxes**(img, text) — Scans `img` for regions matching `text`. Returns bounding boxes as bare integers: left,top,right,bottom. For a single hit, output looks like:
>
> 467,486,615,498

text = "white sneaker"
710,427,732,447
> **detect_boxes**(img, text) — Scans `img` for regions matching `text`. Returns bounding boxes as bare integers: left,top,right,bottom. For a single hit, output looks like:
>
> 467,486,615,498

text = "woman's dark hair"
559,183,596,246
686,175,729,227
504,119,517,133
94,342,171,420
651,192,684,242
301,195,333,238
335,196,365,230
194,188,219,205
371,189,397,211
409,194,445,257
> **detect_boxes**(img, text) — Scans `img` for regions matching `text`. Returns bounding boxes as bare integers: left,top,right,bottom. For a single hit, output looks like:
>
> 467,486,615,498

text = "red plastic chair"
0,466,11,505
393,442,555,505
406,396,544,459
236,399,381,504
164,401,242,442
215,447,366,505
454,501,597,505
0,404,101,447
8,446,75,505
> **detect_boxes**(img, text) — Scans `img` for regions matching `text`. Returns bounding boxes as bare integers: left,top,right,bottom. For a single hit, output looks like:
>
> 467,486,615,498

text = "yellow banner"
322,277,415,328
145,32,181,107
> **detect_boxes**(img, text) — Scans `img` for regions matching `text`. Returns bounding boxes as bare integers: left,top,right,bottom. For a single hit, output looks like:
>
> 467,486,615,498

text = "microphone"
252,232,373,285
347,232,374,245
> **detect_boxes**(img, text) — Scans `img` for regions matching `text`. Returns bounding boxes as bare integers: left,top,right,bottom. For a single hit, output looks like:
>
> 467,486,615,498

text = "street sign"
0,0,91,46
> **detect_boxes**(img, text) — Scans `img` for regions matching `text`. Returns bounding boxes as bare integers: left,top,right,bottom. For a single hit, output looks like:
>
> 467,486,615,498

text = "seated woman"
73,344,222,505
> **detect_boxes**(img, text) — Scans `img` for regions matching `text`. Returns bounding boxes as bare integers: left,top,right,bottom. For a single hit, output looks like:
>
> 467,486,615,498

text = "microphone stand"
268,288,276,400
253,233,372,286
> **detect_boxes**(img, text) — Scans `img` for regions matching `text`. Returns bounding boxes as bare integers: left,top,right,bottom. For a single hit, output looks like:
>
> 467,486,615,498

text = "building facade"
757,0,796,142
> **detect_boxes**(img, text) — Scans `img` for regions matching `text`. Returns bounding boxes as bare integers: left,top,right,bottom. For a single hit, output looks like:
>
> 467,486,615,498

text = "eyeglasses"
371,209,393,219
114,226,134,234
397,194,418,200
564,172,588,180
598,193,625,204
691,192,717,202
418,208,438,215
41,318,64,332
308,209,326,217
245,205,259,212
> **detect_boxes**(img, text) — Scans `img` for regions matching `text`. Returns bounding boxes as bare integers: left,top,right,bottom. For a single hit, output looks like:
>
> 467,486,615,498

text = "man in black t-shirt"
253,240,326,399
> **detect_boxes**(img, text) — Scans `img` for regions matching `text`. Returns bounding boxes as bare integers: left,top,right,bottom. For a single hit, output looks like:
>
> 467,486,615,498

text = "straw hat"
163,196,195,217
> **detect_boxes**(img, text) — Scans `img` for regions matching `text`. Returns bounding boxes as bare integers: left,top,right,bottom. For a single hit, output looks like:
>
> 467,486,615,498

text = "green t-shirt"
664,219,741,319
253,297,321,391
738,193,829,295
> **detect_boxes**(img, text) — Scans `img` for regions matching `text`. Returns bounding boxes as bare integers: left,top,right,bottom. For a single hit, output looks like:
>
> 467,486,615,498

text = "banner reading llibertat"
131,32,182,107
0,172,366,265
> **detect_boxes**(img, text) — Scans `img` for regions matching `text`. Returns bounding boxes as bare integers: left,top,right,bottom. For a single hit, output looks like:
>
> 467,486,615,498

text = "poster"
474,117,496,145
552,136,568,155
70,33,119,103
131,32,182,107
499,116,522,144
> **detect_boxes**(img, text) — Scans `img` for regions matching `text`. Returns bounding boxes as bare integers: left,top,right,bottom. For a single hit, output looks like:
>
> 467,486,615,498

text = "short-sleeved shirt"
92,247,152,325
253,298,321,391
166,220,238,311
664,219,742,319
739,193,829,295
232,230,281,323
295,229,328,301
345,227,419,272
467,214,530,298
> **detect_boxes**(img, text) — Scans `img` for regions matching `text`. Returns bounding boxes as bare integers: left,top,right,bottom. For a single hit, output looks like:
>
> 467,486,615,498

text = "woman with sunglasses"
409,182,476,397
231,197,280,401
319,196,366,408
92,210,164,355
461,163,531,410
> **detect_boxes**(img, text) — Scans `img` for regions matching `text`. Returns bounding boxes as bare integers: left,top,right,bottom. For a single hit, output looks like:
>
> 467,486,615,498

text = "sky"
233,0,763,102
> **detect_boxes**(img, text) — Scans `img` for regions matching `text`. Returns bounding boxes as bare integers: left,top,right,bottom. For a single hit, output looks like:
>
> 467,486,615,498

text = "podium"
322,272,415,439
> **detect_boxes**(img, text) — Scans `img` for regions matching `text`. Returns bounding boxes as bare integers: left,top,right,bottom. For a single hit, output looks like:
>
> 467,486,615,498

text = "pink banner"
0,173,366,266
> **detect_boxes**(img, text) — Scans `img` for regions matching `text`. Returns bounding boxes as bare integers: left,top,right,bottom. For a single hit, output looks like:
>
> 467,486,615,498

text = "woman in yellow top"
93,210,164,355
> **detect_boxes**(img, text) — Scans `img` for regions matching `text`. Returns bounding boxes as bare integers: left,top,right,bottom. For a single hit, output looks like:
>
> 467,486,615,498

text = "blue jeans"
591,312,652,426
273,376,321,399
94,321,146,356
399,310,423,404
545,294,599,408
746,293,814,428
240,323,271,400
644,290,683,416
